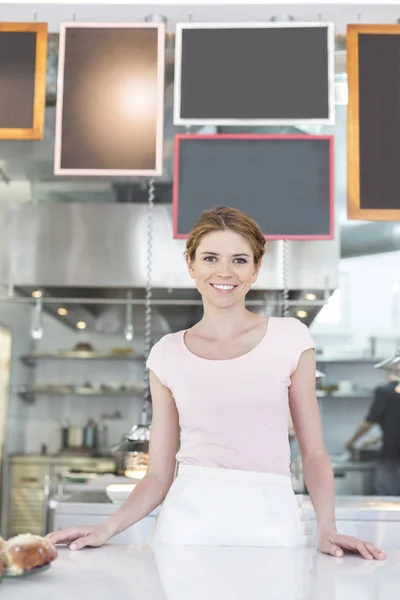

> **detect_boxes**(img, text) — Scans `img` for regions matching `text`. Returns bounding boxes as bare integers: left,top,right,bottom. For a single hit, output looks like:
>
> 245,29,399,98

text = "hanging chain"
282,240,289,318
143,179,155,416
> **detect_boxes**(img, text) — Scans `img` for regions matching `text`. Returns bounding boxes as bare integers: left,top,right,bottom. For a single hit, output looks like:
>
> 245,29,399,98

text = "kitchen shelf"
18,386,144,403
316,391,373,399
316,357,383,364
21,351,144,366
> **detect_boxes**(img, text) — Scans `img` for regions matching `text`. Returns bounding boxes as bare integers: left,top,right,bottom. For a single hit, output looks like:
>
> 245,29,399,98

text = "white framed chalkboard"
174,22,335,126
54,22,165,176
173,134,334,240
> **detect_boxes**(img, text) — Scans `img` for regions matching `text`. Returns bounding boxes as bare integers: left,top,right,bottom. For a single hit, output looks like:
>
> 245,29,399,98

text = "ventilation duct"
341,222,400,259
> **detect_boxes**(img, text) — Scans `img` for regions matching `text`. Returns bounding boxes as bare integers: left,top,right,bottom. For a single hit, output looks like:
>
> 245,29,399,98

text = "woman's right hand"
46,523,112,551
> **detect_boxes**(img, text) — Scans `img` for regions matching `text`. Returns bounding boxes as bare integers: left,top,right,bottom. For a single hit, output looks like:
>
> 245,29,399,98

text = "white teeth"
212,284,235,290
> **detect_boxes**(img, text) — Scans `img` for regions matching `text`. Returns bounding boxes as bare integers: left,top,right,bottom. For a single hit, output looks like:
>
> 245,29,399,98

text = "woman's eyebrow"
200,251,251,257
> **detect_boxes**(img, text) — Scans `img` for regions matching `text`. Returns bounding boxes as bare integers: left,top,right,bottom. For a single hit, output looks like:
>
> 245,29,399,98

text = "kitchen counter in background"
4,454,117,537
53,487,400,548
2,544,399,600
53,487,159,544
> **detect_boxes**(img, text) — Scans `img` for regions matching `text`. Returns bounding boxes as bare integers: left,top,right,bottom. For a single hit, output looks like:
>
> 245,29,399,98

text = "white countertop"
2,544,399,600
303,495,400,521
56,491,400,521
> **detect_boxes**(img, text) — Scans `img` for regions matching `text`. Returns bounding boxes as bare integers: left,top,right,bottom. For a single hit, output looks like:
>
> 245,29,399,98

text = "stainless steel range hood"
0,203,339,334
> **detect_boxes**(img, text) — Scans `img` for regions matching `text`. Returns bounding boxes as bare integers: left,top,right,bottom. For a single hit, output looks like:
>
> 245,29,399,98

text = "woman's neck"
196,303,260,339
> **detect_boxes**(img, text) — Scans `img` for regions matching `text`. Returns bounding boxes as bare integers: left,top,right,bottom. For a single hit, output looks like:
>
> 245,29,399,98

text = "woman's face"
186,230,261,308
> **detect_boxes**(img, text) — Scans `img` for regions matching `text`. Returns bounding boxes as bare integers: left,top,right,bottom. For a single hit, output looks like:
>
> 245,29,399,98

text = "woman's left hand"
318,531,386,560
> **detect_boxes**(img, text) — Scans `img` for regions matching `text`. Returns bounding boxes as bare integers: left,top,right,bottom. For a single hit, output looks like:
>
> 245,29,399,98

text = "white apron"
150,465,310,547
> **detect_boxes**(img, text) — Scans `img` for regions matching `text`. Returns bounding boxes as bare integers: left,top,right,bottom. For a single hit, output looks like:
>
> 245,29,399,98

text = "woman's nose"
216,262,232,278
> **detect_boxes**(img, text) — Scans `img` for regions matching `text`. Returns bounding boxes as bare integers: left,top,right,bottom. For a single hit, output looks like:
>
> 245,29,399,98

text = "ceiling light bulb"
124,324,134,342
32,290,42,298
305,293,317,301
57,308,68,316
297,310,308,319
76,321,87,330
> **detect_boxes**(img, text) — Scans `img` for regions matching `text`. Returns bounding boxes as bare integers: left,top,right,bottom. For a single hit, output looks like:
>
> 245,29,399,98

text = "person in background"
346,365,400,495
47,206,386,560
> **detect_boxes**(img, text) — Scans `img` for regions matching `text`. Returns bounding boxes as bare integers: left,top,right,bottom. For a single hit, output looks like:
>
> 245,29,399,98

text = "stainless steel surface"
350,448,381,463
0,203,339,332
9,463,49,536
8,456,116,536
1,203,339,291
341,221,400,258
374,347,400,370
333,467,375,496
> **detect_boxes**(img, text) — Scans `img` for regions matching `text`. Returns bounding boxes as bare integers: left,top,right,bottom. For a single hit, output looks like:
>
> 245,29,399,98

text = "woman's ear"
186,253,195,279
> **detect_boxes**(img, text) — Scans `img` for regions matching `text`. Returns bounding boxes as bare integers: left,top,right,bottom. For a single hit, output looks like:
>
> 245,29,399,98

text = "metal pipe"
0,296,328,307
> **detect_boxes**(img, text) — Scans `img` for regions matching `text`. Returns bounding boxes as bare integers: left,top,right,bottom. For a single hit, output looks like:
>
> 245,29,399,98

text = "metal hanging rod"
0,296,327,307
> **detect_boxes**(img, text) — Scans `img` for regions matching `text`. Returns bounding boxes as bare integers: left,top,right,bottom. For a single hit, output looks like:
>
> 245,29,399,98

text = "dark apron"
374,461,400,496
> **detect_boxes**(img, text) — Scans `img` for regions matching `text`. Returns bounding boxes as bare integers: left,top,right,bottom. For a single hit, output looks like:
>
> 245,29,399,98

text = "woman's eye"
235,258,247,264
204,256,216,262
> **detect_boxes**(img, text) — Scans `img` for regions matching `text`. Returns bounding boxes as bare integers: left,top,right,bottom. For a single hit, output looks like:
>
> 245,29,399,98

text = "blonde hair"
186,206,266,264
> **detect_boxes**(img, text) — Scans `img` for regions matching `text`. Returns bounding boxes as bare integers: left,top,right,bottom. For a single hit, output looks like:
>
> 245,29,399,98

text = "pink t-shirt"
146,316,316,476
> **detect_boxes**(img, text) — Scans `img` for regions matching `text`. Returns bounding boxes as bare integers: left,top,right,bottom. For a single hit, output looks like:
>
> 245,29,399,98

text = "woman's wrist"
101,518,118,539
317,520,337,535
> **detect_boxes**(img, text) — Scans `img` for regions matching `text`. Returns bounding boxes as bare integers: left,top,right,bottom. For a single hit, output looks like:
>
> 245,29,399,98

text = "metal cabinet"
7,456,116,537
9,463,49,536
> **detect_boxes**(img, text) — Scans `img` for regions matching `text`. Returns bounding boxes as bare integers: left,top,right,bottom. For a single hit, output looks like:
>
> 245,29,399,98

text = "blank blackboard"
0,32,35,128
0,23,47,139
359,34,400,210
347,25,400,220
174,23,334,126
173,135,334,240
55,23,165,176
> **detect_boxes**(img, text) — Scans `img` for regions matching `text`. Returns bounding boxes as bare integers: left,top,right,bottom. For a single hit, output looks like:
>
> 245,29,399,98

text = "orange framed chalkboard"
347,24,400,220
0,22,48,140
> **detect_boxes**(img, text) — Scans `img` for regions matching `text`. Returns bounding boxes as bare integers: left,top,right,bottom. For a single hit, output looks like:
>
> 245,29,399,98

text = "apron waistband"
177,464,293,486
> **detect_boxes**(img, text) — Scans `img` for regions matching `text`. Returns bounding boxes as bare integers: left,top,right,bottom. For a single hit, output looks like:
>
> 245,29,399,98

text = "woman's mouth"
210,284,237,294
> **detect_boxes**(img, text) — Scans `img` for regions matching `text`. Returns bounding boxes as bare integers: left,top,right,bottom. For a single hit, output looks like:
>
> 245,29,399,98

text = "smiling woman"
183,206,266,312
47,207,386,561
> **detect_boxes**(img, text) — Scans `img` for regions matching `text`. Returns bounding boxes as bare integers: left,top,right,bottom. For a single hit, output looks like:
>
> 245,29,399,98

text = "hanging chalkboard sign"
55,23,165,176
0,23,47,140
347,24,400,220
174,22,335,126
173,134,334,240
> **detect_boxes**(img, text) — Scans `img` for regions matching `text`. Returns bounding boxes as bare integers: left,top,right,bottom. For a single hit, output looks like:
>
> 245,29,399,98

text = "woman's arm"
47,370,179,550
289,349,385,561
289,350,336,533
104,370,180,537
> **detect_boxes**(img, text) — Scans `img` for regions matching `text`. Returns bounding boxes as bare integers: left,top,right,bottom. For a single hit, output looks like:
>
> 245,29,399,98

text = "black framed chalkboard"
172,134,334,240
348,24,400,220
174,23,335,126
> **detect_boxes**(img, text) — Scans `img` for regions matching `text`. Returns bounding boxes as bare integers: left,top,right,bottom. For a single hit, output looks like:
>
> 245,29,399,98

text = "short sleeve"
291,318,316,373
146,337,169,388
366,387,387,425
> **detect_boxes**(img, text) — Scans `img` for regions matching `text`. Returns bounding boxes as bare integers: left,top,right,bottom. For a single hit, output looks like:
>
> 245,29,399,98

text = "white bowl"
106,484,136,504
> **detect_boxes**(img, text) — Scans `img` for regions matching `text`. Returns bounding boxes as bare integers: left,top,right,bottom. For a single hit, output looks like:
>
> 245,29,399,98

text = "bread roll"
4,534,57,576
